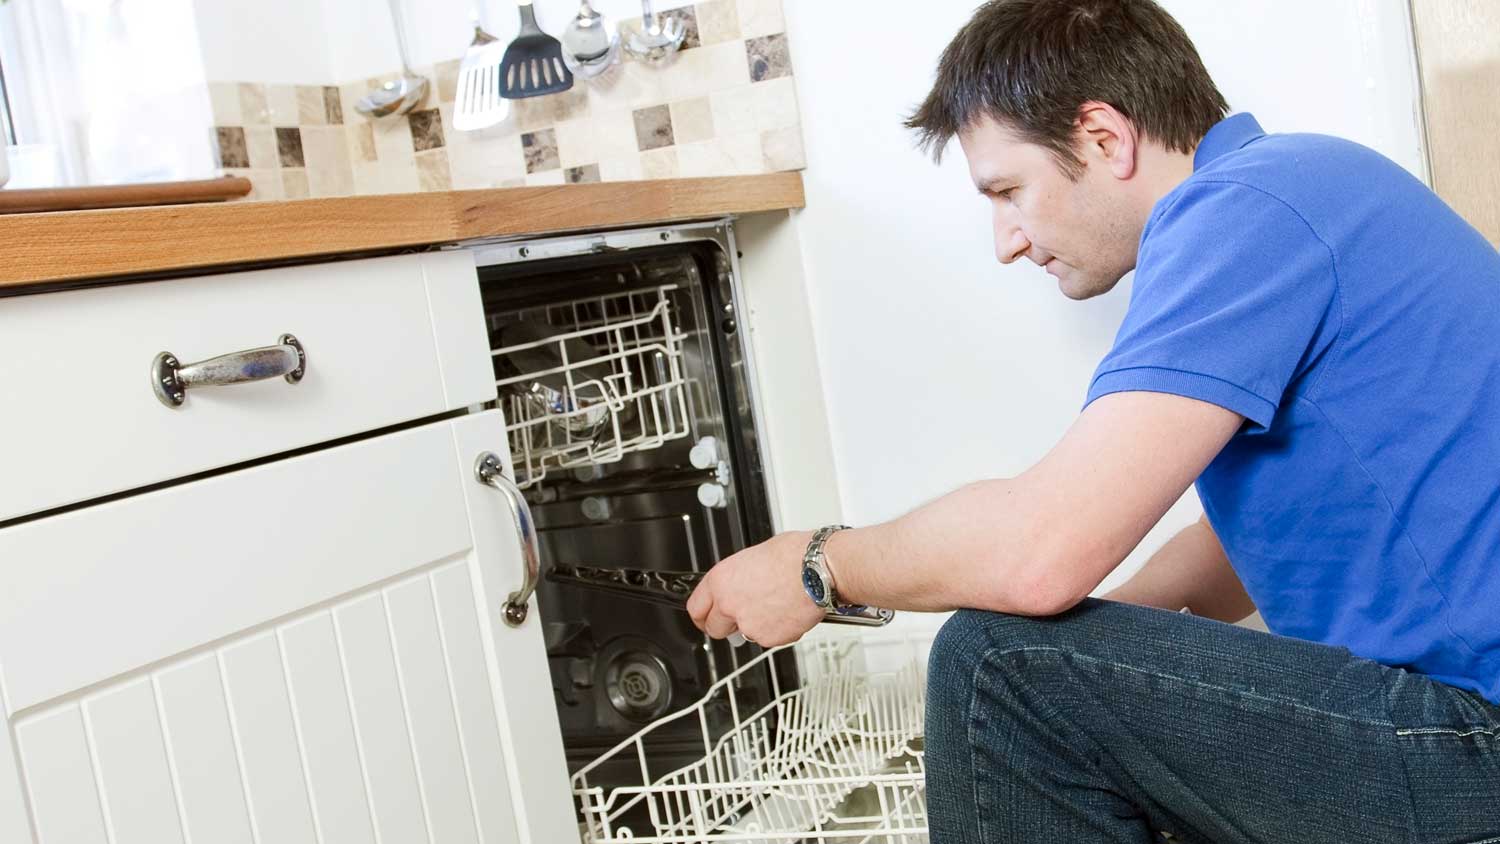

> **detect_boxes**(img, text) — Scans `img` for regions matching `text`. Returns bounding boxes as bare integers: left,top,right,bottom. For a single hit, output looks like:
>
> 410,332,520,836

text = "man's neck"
1132,144,1199,219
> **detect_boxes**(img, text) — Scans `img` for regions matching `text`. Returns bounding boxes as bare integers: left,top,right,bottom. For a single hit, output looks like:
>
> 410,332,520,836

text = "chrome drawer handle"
152,334,307,408
475,452,539,627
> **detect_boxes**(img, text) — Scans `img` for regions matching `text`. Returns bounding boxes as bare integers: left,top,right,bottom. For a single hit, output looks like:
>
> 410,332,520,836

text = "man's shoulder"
1185,132,1415,219
1145,130,1424,257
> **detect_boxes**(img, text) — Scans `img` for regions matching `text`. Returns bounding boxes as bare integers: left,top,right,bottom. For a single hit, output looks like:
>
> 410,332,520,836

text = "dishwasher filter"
570,630,933,843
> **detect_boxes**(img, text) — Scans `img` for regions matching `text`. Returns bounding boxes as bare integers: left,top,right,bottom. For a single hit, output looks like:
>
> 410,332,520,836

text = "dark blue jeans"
925,599,1500,843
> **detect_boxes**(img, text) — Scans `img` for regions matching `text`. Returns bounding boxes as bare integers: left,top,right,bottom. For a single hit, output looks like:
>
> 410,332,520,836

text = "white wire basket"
571,630,934,844
491,285,692,489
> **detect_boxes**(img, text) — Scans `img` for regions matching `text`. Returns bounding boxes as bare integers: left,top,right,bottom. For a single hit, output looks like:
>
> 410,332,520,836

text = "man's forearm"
819,479,1078,617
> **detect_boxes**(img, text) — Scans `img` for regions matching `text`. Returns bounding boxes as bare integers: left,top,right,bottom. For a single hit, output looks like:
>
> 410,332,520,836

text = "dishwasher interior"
471,222,929,843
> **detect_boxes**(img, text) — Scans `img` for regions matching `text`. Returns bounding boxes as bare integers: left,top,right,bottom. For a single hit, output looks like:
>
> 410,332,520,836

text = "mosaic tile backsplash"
210,0,803,201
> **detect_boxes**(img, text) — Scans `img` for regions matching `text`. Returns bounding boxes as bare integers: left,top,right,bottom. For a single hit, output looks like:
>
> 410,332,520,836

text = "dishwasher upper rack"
490,284,693,490
571,630,933,844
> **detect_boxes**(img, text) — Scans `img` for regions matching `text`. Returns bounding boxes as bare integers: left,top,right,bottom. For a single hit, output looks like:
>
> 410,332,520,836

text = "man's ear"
1076,101,1138,180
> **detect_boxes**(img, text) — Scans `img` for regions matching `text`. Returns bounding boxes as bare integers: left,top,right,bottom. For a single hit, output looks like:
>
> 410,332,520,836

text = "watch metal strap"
808,523,853,607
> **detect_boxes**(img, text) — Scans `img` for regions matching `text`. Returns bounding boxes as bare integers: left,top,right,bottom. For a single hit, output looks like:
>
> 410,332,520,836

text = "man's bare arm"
825,390,1245,616
1102,513,1256,623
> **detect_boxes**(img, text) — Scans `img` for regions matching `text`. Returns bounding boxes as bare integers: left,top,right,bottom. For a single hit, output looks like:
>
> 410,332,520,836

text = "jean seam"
967,646,995,844
989,645,1396,729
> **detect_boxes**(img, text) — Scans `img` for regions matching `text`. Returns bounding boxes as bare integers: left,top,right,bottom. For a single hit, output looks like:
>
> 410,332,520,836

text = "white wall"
779,0,1425,604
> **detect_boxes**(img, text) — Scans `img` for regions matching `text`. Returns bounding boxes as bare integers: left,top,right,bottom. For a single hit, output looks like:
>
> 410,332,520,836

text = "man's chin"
1058,271,1121,301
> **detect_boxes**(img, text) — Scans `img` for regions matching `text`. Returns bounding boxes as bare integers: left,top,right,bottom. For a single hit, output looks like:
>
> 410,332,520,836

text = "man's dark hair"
905,0,1229,175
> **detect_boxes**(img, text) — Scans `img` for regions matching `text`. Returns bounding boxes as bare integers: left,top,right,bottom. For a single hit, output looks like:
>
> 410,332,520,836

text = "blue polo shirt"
1085,113,1500,704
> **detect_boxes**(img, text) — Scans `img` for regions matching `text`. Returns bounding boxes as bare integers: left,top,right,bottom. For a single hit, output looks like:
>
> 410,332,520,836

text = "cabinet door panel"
12,706,109,844
154,654,256,844
0,413,573,844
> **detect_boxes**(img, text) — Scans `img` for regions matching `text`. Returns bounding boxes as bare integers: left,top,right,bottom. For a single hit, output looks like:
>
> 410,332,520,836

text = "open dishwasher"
468,220,931,843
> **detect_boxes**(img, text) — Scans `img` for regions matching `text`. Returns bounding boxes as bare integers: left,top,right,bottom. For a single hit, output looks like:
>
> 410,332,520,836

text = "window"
0,56,15,146
0,0,215,187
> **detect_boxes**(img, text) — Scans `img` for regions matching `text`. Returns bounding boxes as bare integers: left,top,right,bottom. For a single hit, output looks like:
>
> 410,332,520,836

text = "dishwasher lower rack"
491,284,692,490
571,630,934,843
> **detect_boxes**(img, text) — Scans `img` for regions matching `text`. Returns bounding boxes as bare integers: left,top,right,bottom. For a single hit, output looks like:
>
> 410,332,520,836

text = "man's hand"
686,530,826,647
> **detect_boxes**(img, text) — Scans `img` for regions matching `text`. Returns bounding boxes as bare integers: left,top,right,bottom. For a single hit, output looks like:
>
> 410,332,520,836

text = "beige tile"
379,160,421,194
677,131,761,176
695,0,741,45
586,61,664,112
302,126,354,196
416,149,452,191
282,168,311,200
447,134,527,189
641,146,679,179
296,86,327,125
751,76,799,131
349,122,378,163
736,0,784,39
709,84,757,137
352,162,384,195
373,117,416,165
599,155,644,182
658,40,751,102
323,86,345,125
670,97,715,144
267,85,300,126
239,83,270,125
497,177,527,188
244,168,284,201
208,82,243,125
554,118,597,169
436,59,461,104
592,108,645,161
524,169,566,186
340,82,367,126
761,125,805,171
245,126,280,169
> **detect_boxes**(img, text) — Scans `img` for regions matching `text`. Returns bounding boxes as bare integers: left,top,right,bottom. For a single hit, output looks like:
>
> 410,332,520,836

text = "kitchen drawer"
0,251,495,522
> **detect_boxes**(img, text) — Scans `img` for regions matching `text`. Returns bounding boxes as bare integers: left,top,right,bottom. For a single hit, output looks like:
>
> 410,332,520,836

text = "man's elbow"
975,547,1094,617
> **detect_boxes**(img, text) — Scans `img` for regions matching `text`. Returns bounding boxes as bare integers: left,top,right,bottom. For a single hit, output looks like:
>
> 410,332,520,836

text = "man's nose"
994,222,1030,265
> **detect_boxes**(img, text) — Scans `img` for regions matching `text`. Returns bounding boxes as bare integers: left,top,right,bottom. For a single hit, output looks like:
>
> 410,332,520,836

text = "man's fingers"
686,583,711,630
704,606,738,639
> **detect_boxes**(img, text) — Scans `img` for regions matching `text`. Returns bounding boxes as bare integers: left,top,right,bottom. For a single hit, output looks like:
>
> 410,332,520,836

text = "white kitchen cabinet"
0,253,581,844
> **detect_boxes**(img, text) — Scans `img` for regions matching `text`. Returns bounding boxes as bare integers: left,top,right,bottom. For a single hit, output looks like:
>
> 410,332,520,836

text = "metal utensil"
499,0,575,99
561,0,620,79
619,0,685,65
453,7,510,130
355,0,430,118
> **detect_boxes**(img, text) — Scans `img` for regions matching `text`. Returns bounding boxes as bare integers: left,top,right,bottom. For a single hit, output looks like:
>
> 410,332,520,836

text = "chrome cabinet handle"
152,334,306,408
475,451,539,627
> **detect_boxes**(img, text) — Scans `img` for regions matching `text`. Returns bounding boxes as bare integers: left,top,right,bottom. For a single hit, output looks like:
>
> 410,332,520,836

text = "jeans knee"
926,610,1051,727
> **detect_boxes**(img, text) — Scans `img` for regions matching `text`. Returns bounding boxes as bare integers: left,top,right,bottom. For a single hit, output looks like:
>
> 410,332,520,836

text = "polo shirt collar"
1194,112,1265,170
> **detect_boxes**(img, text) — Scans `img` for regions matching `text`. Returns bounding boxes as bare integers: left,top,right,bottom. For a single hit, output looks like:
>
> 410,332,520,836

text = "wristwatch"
802,524,859,611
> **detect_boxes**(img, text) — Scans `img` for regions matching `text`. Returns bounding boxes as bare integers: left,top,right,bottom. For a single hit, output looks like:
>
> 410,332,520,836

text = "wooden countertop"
0,172,805,290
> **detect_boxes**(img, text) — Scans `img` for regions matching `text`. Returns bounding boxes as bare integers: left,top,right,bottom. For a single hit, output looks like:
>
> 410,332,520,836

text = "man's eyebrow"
974,176,1015,193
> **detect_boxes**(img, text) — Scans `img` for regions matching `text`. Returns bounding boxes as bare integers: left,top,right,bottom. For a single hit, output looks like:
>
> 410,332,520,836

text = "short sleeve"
1084,180,1339,432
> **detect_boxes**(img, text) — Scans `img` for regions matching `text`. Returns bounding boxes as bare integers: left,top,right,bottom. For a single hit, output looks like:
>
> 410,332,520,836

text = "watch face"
802,567,826,604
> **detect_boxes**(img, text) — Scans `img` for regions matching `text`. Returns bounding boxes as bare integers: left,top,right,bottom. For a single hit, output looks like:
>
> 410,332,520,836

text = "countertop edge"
0,172,805,289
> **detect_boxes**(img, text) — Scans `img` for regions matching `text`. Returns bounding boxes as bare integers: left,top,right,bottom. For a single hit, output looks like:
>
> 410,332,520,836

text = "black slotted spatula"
499,0,575,99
